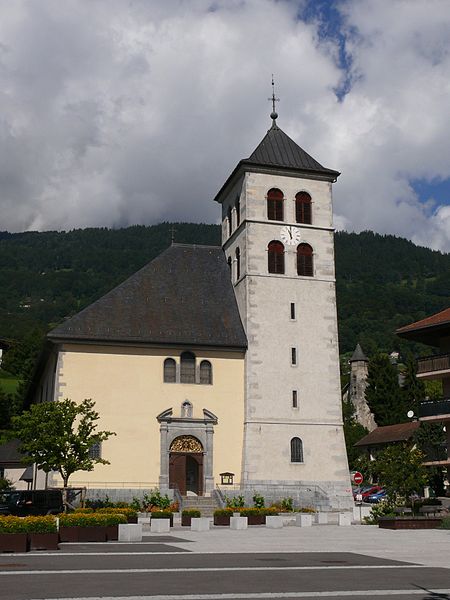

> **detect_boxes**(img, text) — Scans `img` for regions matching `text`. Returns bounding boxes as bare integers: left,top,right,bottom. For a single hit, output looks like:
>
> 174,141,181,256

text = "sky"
0,0,449,251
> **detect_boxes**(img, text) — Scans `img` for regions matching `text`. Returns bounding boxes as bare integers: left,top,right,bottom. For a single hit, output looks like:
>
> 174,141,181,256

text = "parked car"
365,489,387,503
0,490,63,516
360,485,383,500
352,485,373,499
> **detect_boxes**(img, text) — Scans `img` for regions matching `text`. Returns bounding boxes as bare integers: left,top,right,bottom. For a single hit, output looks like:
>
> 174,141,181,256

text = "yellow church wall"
48,343,245,490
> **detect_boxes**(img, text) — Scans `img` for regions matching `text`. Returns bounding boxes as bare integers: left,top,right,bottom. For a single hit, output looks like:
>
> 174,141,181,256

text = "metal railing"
419,398,450,418
417,353,450,375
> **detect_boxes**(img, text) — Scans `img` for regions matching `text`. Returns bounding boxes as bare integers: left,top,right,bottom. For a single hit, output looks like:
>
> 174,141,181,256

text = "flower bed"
58,513,127,542
181,510,201,527
213,508,233,526
379,516,444,530
96,507,138,523
0,516,58,552
150,511,174,526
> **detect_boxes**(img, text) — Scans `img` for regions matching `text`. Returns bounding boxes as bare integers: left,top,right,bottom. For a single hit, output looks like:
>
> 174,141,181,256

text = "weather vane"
268,74,279,123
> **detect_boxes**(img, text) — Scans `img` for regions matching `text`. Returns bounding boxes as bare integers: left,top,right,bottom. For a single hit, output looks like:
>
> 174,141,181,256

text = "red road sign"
353,471,363,485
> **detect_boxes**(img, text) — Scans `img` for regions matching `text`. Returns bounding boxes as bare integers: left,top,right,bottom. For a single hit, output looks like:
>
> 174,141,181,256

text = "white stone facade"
221,170,353,509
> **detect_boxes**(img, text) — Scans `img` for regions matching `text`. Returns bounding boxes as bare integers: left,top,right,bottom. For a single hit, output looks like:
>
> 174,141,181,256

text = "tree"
341,397,368,469
401,354,425,417
365,353,407,426
375,443,428,502
12,398,115,488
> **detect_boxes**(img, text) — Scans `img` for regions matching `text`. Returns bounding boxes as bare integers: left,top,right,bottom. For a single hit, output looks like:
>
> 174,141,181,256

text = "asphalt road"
0,539,449,600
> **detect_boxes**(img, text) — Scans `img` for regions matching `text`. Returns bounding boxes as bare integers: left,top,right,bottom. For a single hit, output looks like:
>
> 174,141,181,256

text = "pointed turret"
350,343,368,363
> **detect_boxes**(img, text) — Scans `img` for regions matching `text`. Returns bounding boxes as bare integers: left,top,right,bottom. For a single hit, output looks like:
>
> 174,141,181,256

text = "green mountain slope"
0,225,448,356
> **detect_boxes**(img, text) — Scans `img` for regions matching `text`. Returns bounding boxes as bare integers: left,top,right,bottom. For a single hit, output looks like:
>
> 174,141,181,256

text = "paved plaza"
0,524,449,600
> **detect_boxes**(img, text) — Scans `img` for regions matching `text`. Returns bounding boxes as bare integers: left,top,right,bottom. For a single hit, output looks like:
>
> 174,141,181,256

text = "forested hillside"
0,225,448,359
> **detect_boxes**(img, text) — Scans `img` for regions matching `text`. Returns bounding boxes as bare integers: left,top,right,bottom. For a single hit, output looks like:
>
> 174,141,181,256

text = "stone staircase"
181,495,220,517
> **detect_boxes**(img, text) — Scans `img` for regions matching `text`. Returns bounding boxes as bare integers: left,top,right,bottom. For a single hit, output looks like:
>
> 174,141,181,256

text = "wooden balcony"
419,397,450,421
417,353,450,378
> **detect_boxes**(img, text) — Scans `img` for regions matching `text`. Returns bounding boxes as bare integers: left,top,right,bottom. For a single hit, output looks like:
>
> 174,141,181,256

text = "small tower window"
164,358,176,383
290,437,303,462
295,192,312,224
236,247,241,280
180,351,196,384
227,206,233,236
199,360,212,385
268,240,285,274
227,256,232,272
235,197,240,227
297,243,314,277
290,303,296,320
291,347,297,365
267,188,284,221
292,390,298,408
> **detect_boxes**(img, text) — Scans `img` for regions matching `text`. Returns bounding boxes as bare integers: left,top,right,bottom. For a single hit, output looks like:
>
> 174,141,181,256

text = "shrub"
0,477,12,492
0,515,57,533
58,513,127,527
73,507,95,514
225,495,245,508
150,510,173,519
96,507,137,519
214,508,233,517
281,497,294,512
363,499,397,525
168,502,179,513
182,509,201,518
252,493,265,508
132,490,172,511
297,506,316,514
85,496,114,509
239,507,278,517
440,517,450,529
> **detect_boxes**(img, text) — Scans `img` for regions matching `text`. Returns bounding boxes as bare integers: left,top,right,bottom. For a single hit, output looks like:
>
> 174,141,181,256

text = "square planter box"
151,514,174,527
181,515,197,527
213,515,231,526
379,517,443,530
59,526,107,543
127,516,138,524
28,533,59,551
0,533,28,553
247,514,265,526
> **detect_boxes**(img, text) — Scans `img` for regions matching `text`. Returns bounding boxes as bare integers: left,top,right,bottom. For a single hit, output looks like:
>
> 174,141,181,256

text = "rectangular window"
292,390,298,408
291,347,297,365
290,303,296,320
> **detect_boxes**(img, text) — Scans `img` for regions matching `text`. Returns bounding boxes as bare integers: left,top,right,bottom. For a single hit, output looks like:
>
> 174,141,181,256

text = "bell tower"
214,94,352,509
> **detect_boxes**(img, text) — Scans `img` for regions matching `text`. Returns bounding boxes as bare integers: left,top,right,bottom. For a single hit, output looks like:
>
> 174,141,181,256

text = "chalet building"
28,110,353,509
397,308,450,467
354,421,420,461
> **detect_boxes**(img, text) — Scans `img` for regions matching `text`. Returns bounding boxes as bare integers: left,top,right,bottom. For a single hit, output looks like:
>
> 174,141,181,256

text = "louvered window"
200,360,212,385
236,247,241,280
297,244,313,277
180,352,196,384
290,437,303,462
164,358,176,383
235,198,240,227
267,188,284,221
268,241,285,274
295,192,312,224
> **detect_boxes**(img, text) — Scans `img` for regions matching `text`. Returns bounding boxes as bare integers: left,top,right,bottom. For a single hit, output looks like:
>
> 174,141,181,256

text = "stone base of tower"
223,480,354,512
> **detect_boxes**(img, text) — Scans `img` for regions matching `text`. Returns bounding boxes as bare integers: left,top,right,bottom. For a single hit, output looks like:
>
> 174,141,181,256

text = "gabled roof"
354,421,419,447
247,123,339,175
49,244,247,350
214,121,340,204
350,343,368,363
396,307,450,345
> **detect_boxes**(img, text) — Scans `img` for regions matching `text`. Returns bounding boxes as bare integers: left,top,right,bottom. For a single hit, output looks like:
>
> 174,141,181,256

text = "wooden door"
169,453,186,495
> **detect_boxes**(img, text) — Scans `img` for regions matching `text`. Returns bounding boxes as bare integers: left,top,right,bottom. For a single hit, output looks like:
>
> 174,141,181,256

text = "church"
29,108,353,509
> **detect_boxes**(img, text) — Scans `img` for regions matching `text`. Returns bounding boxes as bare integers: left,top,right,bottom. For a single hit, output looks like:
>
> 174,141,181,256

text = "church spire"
268,74,279,129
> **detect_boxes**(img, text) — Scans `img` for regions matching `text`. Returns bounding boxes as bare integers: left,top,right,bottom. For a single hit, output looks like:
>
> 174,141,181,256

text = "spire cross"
268,74,279,121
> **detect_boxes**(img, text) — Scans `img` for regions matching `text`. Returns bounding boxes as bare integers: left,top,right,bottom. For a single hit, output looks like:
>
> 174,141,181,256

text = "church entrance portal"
168,435,204,495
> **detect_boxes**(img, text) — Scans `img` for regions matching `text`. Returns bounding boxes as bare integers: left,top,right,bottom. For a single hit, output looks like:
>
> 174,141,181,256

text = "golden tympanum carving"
170,435,203,453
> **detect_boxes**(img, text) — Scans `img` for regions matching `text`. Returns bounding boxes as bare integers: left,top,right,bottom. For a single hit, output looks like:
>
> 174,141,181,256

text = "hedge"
58,513,127,527
0,516,57,534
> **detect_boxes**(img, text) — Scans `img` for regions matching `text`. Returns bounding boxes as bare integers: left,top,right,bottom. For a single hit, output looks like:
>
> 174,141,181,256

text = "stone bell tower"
213,96,352,509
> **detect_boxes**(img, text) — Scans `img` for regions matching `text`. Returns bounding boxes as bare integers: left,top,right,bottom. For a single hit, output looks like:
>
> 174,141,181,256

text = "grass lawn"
0,370,21,395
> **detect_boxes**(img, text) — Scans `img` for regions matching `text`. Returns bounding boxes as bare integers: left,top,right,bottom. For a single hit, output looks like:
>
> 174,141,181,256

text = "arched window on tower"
267,188,284,221
163,358,176,383
297,243,313,277
290,437,304,463
235,247,241,280
268,241,285,274
295,192,312,224
227,255,232,273
199,360,212,384
180,351,196,384
235,197,240,227
227,206,233,237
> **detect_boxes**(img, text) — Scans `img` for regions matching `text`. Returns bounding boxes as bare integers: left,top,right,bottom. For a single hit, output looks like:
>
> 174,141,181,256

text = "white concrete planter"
315,512,328,524
151,519,170,533
295,514,312,527
118,523,143,542
353,506,371,521
338,512,352,526
230,516,248,530
190,518,210,532
137,517,150,525
266,516,283,529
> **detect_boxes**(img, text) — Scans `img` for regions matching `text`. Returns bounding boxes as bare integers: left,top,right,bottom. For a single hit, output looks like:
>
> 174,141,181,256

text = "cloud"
0,0,449,250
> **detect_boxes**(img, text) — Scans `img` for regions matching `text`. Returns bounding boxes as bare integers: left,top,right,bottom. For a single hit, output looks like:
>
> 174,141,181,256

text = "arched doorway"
169,435,204,495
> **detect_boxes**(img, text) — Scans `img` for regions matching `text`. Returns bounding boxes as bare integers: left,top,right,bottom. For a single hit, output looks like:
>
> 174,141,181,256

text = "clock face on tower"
280,225,301,246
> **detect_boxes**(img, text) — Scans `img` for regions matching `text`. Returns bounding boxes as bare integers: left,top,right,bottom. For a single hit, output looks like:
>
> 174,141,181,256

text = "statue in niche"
181,400,193,418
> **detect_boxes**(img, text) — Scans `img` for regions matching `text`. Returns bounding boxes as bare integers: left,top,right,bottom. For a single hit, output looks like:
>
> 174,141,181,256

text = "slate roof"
350,343,368,363
246,123,339,176
354,422,419,447
49,244,247,349
396,307,450,345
